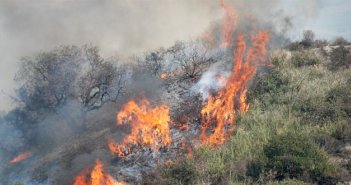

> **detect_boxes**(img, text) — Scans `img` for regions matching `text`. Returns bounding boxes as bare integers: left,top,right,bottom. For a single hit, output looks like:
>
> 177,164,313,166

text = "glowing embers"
200,32,269,146
73,160,124,185
108,97,171,157
9,151,32,164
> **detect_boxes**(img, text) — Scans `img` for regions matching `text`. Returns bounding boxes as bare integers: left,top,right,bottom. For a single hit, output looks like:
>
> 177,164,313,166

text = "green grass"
150,49,351,184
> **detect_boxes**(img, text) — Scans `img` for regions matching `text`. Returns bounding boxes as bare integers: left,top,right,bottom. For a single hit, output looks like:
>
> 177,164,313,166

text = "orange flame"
201,32,269,145
73,160,125,185
219,0,237,48
200,0,269,146
160,73,168,79
9,151,32,164
108,97,171,157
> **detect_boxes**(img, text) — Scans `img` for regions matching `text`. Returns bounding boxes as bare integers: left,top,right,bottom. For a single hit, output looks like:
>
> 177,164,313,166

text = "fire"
160,73,168,79
9,151,32,164
219,0,237,48
73,160,125,185
108,97,171,157
200,0,270,145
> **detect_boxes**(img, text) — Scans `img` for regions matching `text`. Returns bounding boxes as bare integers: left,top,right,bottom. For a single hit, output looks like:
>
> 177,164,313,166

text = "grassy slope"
149,48,351,185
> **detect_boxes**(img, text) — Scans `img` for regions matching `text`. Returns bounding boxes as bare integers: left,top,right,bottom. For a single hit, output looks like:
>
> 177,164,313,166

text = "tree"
169,41,215,80
78,46,127,111
16,46,81,111
16,45,127,113
301,30,315,48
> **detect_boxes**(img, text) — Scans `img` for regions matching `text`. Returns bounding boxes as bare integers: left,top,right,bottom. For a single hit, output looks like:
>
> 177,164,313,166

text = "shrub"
249,69,289,106
332,37,350,46
265,179,311,185
294,81,351,125
328,46,351,71
290,51,321,67
260,132,338,183
163,160,198,185
332,121,351,141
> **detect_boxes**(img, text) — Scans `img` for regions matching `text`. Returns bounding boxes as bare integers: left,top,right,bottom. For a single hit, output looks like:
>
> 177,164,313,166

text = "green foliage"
162,160,198,185
290,51,321,67
261,132,338,182
151,48,351,184
249,69,289,106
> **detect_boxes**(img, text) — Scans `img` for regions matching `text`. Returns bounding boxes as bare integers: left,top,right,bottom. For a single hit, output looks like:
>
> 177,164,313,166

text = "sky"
283,0,351,40
0,0,350,113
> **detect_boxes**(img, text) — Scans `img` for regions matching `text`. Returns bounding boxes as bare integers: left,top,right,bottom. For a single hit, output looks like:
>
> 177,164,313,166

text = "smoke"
0,0,327,184
0,0,326,112
192,62,231,99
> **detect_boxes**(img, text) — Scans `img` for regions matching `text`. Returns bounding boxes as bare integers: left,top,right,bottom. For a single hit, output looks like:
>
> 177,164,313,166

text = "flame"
199,0,270,145
9,151,32,164
219,0,237,48
108,97,171,157
160,73,168,79
73,160,125,185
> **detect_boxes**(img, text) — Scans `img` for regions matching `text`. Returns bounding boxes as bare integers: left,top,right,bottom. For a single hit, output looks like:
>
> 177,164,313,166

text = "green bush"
260,132,338,182
326,85,351,118
249,69,289,106
163,160,198,185
294,83,351,125
290,51,321,67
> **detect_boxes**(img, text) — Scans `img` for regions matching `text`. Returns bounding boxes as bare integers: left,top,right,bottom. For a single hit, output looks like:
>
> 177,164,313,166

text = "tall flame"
108,97,171,157
200,0,270,145
73,160,125,185
219,0,237,48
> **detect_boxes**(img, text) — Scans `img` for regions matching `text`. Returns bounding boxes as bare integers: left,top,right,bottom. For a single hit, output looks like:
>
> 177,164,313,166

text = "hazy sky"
0,0,350,112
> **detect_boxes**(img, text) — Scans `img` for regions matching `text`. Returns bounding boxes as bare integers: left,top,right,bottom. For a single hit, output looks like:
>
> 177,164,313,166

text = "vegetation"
150,44,351,184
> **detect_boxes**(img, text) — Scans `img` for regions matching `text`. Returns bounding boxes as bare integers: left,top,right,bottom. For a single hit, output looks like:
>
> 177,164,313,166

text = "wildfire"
160,73,168,79
219,0,237,48
73,160,125,185
108,97,171,157
9,151,32,164
200,0,270,145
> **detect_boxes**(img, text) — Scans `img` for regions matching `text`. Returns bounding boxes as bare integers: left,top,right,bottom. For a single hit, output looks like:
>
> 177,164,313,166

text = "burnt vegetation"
1,29,351,185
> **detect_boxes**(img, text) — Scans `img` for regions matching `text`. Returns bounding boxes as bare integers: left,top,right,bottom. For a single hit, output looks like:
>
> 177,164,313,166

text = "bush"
265,179,311,185
293,80,351,125
260,132,338,183
332,37,350,46
162,160,198,185
290,51,321,67
249,69,289,106
331,121,351,142
328,46,351,71
326,84,351,118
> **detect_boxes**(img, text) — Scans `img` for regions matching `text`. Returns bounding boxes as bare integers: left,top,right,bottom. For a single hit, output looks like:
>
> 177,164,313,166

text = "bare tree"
301,30,315,48
144,49,165,76
78,46,127,111
169,41,215,80
16,45,127,113
16,46,81,111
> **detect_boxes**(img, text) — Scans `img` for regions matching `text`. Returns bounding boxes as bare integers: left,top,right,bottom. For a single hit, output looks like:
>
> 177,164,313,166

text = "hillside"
144,45,351,185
